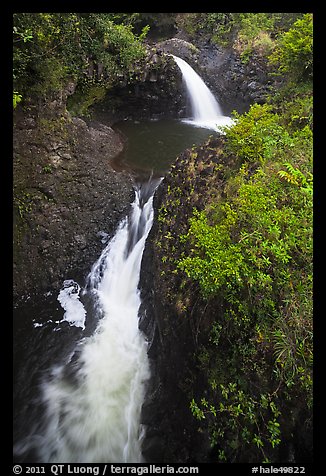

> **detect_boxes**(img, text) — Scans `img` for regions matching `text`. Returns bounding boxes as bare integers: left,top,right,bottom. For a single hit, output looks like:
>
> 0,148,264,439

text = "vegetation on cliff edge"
155,14,313,463
13,13,149,110
13,11,313,463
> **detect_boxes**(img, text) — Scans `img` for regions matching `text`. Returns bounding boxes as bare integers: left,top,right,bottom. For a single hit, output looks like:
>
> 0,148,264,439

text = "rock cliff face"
139,137,231,463
13,110,133,303
196,46,280,114
14,36,276,303
93,48,185,123
157,37,281,115
13,48,184,304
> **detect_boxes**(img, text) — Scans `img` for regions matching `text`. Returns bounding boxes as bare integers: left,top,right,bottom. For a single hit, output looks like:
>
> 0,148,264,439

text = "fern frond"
277,169,299,185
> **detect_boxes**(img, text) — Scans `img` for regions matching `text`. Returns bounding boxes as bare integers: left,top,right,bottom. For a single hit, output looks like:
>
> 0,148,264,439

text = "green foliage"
222,103,291,164
223,103,313,168
14,193,33,219
191,383,282,461
67,83,107,117
232,13,276,61
13,13,148,104
157,46,313,460
179,13,302,60
178,158,312,308
13,91,22,109
189,13,235,46
234,13,276,41
42,165,53,174
14,190,54,220
271,83,313,132
269,14,313,80
277,162,313,194
180,162,311,459
180,13,277,50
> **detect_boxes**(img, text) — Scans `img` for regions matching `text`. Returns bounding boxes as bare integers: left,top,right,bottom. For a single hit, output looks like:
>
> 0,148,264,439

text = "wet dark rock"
15,116,37,130
13,34,285,461
142,435,165,463
93,49,185,123
138,137,238,463
158,37,282,116
157,38,200,63
13,111,133,304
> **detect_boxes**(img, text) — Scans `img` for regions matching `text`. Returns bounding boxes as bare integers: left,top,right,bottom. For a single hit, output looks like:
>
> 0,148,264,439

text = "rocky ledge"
157,37,283,115
13,110,134,304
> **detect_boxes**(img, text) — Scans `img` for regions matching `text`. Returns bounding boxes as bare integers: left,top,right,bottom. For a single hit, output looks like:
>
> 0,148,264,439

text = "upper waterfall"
172,55,233,131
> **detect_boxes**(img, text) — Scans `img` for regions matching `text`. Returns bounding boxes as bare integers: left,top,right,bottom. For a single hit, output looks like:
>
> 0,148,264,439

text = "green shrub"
268,13,313,80
173,85,312,461
13,91,22,109
191,384,282,462
177,159,312,302
13,13,148,103
222,104,293,164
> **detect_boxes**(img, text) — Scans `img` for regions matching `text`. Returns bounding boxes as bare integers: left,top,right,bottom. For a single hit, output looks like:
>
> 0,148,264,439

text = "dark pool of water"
13,116,217,461
112,118,218,175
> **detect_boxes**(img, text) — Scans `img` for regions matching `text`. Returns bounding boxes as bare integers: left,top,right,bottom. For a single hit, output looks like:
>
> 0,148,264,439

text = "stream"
13,56,233,463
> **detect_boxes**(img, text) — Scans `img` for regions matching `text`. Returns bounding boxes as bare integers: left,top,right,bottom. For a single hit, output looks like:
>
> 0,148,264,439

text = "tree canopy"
13,13,148,105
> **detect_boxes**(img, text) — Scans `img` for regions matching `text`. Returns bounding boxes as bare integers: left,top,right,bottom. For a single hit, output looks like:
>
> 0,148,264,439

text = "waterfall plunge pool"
111,118,224,176
13,116,231,462
14,53,238,463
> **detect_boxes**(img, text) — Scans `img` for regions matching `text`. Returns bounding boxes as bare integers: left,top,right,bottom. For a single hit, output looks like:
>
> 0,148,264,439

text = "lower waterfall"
16,178,161,463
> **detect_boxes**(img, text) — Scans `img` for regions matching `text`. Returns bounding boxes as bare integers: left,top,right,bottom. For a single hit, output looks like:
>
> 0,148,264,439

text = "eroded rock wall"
157,37,282,115
13,110,133,303
13,46,187,304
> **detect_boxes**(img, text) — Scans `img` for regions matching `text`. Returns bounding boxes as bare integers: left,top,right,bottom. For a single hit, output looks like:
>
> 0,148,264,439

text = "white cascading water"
15,56,232,464
172,55,233,131
31,179,161,463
